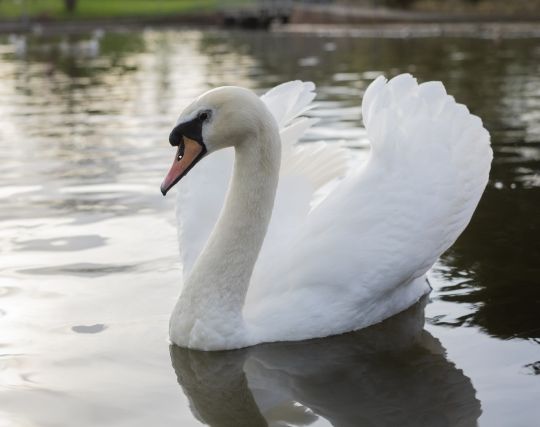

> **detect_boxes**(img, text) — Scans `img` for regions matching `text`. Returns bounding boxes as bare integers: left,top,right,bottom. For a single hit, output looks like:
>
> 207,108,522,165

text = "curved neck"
170,117,281,349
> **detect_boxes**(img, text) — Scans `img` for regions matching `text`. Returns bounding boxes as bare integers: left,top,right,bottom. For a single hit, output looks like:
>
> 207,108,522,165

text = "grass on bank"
0,0,249,20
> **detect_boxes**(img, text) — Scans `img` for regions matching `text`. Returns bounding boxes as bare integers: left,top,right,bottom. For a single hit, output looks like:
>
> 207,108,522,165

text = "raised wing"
246,74,492,341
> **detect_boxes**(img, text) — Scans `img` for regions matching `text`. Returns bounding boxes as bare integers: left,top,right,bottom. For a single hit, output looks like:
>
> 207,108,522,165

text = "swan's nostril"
177,140,185,160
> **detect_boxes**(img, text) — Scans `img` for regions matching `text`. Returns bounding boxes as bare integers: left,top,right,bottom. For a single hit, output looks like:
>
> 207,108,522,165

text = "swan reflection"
170,298,481,427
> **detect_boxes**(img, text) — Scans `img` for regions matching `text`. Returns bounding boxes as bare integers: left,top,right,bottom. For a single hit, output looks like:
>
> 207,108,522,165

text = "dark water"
0,29,538,426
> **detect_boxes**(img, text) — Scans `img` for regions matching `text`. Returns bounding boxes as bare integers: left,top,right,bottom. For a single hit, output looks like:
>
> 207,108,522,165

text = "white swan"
160,74,492,351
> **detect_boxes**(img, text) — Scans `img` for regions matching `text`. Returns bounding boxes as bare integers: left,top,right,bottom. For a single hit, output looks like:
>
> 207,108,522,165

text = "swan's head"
160,86,268,195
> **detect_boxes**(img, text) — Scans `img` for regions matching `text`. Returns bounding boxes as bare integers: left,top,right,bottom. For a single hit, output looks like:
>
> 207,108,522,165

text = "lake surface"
0,28,539,426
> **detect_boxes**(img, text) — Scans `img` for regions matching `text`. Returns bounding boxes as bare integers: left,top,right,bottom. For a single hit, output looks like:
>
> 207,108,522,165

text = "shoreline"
290,4,540,25
276,21,540,39
0,10,539,38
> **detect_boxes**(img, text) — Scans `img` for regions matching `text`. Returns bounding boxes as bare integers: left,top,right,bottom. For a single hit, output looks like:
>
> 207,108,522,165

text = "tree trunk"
65,0,77,14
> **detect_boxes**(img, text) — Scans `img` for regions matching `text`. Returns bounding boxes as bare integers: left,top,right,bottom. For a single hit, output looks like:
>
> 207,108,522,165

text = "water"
0,28,539,426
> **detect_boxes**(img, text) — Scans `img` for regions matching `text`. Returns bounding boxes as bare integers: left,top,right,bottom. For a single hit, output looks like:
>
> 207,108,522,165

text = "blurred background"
0,0,540,28
0,1,539,427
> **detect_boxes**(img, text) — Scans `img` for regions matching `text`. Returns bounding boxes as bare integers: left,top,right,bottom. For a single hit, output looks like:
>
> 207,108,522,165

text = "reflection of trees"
7,31,146,145
171,298,482,427
439,185,540,340
10,32,145,76
0,31,149,218
1,30,229,220
9,32,144,180
198,32,540,340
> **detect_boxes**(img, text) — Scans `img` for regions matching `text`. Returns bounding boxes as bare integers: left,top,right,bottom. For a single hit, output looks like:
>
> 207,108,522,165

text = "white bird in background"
160,74,492,351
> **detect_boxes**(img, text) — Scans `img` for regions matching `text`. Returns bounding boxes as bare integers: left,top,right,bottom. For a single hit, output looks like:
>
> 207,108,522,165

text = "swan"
160,74,492,351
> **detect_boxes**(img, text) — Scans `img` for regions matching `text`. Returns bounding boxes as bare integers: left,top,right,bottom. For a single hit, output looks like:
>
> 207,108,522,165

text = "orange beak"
160,136,205,196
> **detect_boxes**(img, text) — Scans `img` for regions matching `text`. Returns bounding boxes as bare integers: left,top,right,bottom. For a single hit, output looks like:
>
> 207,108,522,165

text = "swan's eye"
198,111,210,122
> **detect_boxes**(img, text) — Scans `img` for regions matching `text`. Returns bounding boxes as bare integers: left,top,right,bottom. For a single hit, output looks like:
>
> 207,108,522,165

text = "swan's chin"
161,137,206,196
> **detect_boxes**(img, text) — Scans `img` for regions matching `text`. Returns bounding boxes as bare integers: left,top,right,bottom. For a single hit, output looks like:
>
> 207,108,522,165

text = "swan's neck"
170,120,281,350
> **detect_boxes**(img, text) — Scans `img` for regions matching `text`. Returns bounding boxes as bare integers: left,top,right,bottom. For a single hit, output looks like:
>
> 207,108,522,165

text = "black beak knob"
169,125,183,147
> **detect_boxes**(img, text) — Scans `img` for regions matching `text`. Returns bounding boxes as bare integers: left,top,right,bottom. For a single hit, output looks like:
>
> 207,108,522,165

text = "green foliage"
0,0,246,20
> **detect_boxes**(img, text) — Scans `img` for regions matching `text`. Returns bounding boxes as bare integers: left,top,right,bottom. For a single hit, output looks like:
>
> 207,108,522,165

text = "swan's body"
162,74,492,350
